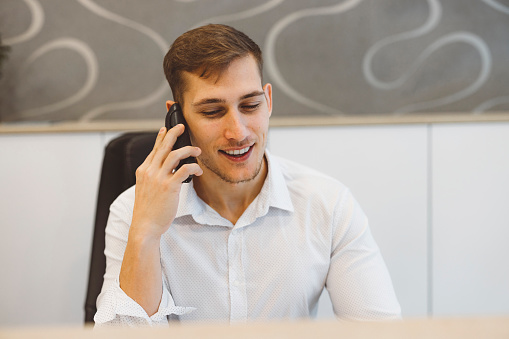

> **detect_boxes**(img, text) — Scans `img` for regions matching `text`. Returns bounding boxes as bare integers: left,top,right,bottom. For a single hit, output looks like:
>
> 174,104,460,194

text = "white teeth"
225,146,250,156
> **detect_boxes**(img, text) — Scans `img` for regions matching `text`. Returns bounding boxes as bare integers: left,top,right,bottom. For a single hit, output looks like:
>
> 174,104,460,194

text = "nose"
223,109,249,141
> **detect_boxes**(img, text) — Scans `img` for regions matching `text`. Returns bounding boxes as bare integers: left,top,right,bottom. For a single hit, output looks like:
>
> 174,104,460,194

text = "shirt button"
234,280,241,287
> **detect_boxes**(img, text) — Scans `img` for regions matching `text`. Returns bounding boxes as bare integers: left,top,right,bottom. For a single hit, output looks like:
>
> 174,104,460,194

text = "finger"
152,124,185,167
142,127,167,166
161,146,201,174
171,163,203,183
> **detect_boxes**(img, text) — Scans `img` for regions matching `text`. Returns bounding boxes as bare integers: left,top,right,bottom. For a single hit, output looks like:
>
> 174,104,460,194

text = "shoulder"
268,154,360,242
268,154,352,215
271,154,348,196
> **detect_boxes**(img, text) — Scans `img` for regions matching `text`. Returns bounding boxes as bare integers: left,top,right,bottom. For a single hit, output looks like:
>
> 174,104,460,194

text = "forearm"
115,125,202,320
119,226,163,317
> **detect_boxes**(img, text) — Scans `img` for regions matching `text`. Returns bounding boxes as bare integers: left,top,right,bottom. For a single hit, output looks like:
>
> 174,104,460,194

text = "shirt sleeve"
326,189,402,321
94,189,195,328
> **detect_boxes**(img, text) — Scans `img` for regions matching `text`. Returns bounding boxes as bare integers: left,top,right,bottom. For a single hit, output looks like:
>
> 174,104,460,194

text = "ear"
263,83,273,117
166,100,176,111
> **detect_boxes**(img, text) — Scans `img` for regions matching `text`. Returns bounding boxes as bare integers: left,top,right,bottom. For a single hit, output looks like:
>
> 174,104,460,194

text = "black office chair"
84,132,157,323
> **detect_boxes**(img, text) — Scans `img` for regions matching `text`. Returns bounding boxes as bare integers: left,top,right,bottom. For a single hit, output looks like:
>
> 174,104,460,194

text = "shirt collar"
175,150,294,224
264,149,294,213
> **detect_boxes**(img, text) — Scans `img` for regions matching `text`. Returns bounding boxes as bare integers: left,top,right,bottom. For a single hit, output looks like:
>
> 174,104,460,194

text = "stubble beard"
198,144,266,184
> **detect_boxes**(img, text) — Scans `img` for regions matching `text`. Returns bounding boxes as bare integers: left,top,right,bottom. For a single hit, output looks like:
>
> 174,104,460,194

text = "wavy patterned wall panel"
1,0,508,123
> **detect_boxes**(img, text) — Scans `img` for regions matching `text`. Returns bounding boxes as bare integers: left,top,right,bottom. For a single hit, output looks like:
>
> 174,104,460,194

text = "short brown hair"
163,24,263,104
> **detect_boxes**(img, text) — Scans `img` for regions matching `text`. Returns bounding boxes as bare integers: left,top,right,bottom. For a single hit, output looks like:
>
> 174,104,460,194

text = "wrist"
128,221,163,246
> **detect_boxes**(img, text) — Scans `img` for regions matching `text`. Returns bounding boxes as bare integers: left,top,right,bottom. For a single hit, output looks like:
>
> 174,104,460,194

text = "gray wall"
1,0,509,122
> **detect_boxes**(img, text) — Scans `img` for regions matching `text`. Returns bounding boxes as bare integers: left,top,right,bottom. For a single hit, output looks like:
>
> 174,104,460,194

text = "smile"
219,145,254,161
224,146,250,156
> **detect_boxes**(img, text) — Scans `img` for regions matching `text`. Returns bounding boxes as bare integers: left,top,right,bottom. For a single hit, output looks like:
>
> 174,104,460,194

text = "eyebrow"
192,90,265,107
241,90,265,100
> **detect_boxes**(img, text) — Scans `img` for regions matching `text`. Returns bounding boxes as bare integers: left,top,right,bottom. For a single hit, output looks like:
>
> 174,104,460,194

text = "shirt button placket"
228,228,247,323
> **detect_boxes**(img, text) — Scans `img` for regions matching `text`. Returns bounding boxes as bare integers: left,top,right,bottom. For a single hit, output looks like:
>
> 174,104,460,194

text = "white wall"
0,133,103,326
432,123,509,316
0,122,508,326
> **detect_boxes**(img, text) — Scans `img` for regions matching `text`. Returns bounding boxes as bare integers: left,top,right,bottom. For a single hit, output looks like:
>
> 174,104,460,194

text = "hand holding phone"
122,108,202,314
165,103,197,183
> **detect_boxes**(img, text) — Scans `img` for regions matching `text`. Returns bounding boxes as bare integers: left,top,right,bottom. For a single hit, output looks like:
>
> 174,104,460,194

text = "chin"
205,160,263,184
218,168,261,184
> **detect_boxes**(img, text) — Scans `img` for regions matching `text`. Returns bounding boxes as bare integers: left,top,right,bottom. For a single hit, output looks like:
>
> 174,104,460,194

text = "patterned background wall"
1,0,508,123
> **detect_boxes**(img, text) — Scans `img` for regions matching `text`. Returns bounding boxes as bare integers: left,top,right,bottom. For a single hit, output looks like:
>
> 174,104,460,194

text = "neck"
193,156,268,225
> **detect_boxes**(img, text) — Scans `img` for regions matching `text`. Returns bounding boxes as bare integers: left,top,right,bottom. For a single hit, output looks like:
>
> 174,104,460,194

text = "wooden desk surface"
1,317,509,339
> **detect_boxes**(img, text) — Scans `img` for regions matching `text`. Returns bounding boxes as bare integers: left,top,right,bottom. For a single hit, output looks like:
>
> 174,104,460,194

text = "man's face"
181,54,272,184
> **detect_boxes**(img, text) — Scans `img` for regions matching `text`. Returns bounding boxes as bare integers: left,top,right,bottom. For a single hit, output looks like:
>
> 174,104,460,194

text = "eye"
200,108,224,117
241,102,261,112
202,110,220,115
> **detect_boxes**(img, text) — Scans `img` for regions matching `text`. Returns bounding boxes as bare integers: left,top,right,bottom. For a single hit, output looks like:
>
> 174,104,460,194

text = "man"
94,24,401,327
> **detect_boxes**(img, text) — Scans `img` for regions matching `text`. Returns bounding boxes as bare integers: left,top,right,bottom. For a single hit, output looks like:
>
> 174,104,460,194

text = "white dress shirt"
94,151,401,327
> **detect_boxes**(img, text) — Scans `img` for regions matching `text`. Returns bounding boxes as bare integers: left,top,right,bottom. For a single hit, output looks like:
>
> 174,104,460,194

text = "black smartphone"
165,103,197,183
